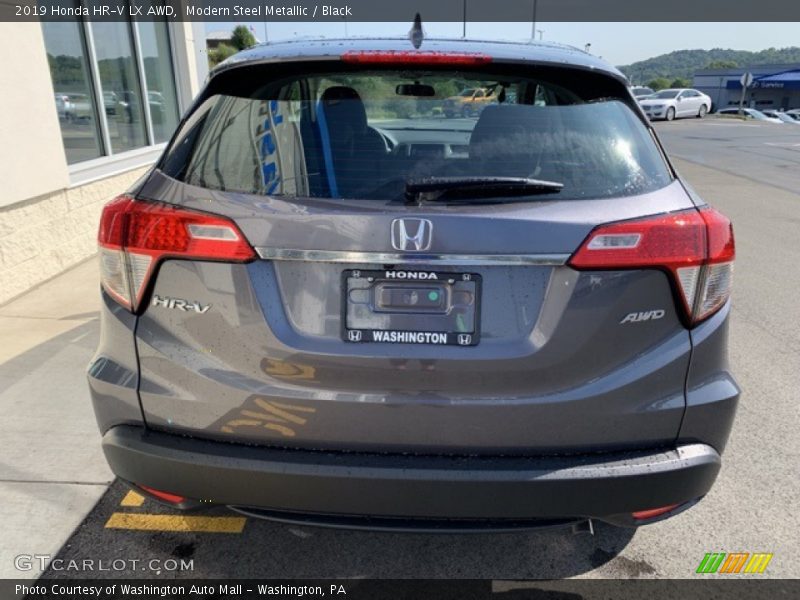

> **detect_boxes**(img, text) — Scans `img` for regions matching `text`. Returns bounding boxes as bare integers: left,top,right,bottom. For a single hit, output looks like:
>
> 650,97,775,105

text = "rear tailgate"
133,173,695,455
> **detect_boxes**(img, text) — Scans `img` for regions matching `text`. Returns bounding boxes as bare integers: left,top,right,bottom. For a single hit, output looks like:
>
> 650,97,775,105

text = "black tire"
461,105,472,118
697,105,707,118
665,107,675,122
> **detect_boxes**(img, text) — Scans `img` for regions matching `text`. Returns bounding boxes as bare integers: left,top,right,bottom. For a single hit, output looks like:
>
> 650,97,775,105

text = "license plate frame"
341,269,481,347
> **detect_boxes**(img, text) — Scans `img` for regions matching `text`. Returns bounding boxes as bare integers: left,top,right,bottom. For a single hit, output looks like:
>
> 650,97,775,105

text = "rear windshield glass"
161,69,672,202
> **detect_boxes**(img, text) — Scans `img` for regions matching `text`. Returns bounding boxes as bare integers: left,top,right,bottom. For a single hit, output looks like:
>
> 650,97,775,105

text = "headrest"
469,104,556,159
319,86,368,134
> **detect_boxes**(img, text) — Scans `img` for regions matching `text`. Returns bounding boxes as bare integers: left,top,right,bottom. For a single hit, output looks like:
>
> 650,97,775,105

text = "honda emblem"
391,218,433,251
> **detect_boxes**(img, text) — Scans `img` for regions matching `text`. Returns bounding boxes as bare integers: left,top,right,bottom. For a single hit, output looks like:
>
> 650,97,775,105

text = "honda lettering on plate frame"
342,269,481,346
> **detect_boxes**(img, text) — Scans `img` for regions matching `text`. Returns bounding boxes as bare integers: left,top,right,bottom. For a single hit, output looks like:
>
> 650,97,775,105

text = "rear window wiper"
404,176,563,204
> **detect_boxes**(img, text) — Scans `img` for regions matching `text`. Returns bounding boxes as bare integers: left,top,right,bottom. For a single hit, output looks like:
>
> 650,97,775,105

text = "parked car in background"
631,86,654,100
90,38,739,532
147,91,167,124
115,91,141,124
639,88,711,121
54,93,68,120
785,108,800,119
717,107,782,123
103,91,118,116
761,109,800,124
61,93,93,122
443,87,496,118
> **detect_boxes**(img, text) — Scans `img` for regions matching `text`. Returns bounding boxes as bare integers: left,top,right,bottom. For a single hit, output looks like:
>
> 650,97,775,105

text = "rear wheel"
665,107,676,122
462,105,472,118
697,105,707,118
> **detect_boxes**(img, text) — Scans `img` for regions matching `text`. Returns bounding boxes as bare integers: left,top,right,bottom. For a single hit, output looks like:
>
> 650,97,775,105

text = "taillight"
569,207,734,325
98,195,255,311
341,50,492,65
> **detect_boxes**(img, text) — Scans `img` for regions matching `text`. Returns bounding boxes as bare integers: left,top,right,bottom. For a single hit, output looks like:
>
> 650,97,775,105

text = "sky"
204,21,800,66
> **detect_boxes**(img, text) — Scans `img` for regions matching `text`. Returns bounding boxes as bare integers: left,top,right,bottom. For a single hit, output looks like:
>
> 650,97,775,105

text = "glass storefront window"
41,21,103,164
90,21,148,154
137,21,180,143
41,15,180,167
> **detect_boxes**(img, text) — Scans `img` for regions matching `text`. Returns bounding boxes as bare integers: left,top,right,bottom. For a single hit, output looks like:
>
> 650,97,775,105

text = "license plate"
342,269,481,346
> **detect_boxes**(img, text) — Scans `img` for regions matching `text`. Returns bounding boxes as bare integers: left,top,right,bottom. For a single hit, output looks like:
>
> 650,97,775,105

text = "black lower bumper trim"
230,505,582,533
102,426,721,524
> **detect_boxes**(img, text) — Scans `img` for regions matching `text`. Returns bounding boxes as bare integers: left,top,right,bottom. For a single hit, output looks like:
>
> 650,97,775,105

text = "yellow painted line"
105,513,246,533
120,491,145,507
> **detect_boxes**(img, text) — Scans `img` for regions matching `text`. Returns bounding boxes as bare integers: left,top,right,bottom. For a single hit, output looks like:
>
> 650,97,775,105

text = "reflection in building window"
41,16,180,165
137,20,180,143
42,21,103,164
91,21,148,153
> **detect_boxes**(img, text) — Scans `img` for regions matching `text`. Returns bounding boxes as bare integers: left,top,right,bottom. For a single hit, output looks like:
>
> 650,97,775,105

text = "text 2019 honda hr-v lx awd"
88,38,739,530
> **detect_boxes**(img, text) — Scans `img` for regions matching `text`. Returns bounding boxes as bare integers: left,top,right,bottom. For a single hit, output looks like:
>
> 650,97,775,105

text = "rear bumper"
103,426,721,528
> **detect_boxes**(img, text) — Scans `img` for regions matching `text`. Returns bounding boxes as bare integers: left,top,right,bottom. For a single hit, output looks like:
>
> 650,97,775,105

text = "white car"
54,93,68,120
762,110,800,124
639,88,712,121
717,108,783,124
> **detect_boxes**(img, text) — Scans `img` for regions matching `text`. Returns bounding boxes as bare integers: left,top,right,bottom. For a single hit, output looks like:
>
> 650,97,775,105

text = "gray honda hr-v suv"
89,38,738,530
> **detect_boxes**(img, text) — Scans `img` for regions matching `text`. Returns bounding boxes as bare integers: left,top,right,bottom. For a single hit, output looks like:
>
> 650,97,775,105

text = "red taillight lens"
98,195,255,311
137,484,186,505
569,207,734,325
341,50,492,65
632,503,681,521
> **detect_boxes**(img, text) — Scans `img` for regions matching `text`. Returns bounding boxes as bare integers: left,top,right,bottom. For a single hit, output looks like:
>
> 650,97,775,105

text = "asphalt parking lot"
2,117,799,581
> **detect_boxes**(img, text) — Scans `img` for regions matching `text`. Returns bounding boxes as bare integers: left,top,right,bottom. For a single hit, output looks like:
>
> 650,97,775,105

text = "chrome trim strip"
255,248,569,266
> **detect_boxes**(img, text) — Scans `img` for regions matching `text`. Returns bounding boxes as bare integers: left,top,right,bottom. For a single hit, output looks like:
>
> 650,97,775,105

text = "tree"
618,47,800,86
208,43,238,68
705,60,738,70
230,25,257,51
670,77,691,88
647,77,671,91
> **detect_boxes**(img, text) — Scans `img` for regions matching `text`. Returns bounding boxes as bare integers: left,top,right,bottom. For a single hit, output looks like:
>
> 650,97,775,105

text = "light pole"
530,0,538,41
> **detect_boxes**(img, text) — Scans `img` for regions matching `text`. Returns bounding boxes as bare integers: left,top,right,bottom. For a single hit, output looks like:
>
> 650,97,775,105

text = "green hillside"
619,47,800,88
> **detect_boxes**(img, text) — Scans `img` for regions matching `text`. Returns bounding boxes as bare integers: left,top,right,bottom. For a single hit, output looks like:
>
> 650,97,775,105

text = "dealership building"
692,63,800,112
0,20,208,304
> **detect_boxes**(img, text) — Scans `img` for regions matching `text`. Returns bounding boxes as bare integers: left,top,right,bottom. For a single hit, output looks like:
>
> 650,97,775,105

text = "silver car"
718,107,783,123
89,38,738,531
639,88,712,121
758,109,798,124
631,85,654,101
